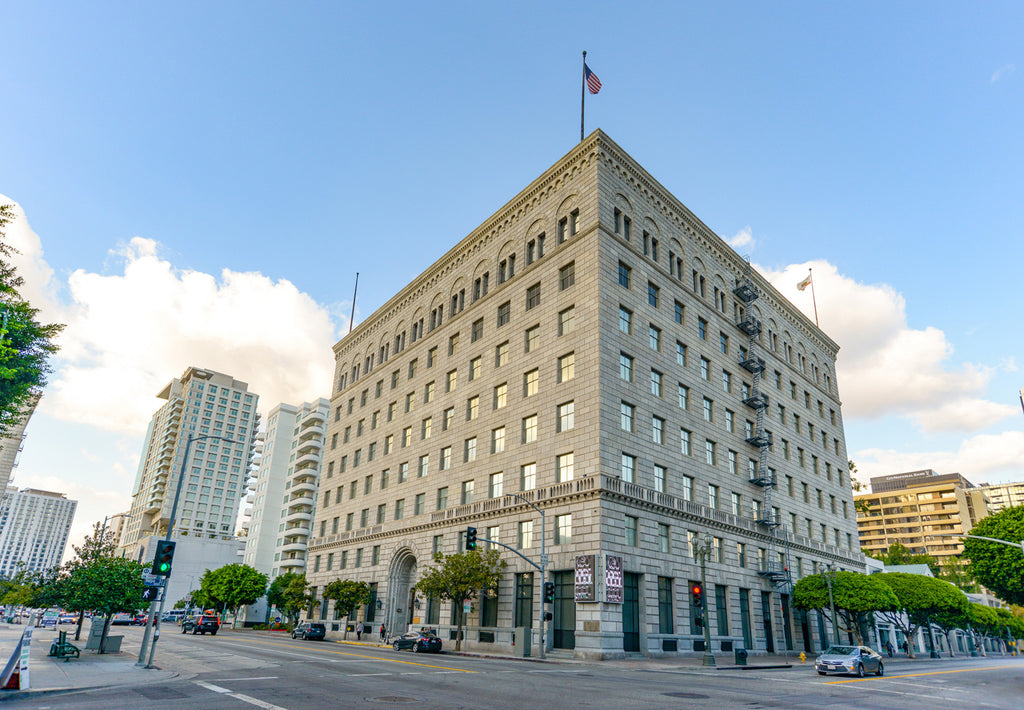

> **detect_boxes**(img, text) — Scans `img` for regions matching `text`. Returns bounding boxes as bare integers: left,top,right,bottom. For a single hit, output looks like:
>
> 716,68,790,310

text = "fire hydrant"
799,651,807,663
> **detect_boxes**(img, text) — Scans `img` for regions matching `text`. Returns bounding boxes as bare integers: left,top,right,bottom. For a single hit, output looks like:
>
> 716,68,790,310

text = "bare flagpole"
581,51,587,142
348,272,359,335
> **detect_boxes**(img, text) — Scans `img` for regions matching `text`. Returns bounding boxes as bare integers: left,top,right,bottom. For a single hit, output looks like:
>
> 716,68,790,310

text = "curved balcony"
280,541,308,554
291,480,317,496
278,557,306,570
295,450,320,467
285,509,312,524
289,494,315,506
299,421,325,438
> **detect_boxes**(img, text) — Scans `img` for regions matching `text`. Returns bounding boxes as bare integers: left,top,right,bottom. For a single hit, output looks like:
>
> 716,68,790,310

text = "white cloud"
0,196,63,321
991,64,1016,83
853,430,1024,487
727,226,755,250
761,260,1015,433
40,236,339,434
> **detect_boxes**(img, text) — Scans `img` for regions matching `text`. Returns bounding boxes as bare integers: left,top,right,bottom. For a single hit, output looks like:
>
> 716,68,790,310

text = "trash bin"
734,647,748,665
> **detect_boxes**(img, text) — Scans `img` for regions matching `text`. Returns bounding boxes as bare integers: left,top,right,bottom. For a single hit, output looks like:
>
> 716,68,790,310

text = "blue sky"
1,1,1022,550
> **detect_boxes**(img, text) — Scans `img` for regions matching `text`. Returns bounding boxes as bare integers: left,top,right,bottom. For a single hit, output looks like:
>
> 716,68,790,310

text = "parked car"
111,613,135,625
181,614,220,635
291,622,326,641
815,645,884,677
392,630,442,653
58,613,77,625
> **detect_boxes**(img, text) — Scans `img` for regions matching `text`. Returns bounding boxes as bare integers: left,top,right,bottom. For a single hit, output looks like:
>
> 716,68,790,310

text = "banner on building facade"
605,555,623,603
575,554,596,602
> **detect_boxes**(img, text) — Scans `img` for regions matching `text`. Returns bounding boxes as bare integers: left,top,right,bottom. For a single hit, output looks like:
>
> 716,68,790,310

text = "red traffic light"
691,584,701,595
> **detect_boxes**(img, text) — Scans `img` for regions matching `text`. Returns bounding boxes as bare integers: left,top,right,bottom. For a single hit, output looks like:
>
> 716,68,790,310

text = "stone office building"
305,130,862,659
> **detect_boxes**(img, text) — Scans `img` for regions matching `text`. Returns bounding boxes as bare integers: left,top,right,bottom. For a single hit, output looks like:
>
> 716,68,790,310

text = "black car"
181,614,220,635
292,622,326,641
392,630,442,653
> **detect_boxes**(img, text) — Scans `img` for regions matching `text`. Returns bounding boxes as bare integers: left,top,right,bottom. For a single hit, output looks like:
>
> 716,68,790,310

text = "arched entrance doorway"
386,548,418,637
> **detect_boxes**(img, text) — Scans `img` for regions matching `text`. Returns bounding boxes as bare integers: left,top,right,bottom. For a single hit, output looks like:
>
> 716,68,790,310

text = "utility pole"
824,563,840,646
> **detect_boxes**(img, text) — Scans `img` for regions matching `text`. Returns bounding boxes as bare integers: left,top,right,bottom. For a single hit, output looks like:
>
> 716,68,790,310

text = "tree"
63,521,119,639
414,549,505,651
963,506,1024,606
66,556,146,653
323,579,371,639
266,572,311,626
192,569,225,612
849,460,872,516
793,570,899,644
874,573,968,658
203,563,268,628
0,204,64,438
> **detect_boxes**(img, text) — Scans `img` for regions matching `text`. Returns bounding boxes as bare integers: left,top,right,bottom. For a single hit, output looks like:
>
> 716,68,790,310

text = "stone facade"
305,131,862,659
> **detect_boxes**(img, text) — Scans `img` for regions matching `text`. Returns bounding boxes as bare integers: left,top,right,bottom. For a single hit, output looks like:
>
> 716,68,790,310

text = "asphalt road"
12,629,1024,710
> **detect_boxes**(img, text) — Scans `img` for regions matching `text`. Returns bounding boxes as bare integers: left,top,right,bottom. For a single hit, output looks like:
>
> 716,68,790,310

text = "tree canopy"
0,204,64,438
793,570,899,644
323,579,371,637
874,572,968,657
200,563,267,626
866,542,940,577
414,549,505,651
963,506,1024,606
267,572,311,625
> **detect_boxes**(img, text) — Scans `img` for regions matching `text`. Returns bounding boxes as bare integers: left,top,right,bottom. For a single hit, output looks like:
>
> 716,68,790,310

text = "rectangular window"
647,281,659,307
673,300,684,324
652,416,664,444
703,397,713,422
619,353,633,381
677,383,689,409
518,520,534,548
654,464,666,493
493,383,508,409
557,401,575,432
394,499,405,520
489,472,504,498
559,261,575,289
467,395,479,420
700,357,710,380
621,453,636,482
495,340,509,367
436,486,449,510
556,452,574,482
469,356,481,381
520,462,536,490
682,475,693,501
619,306,632,334
525,324,540,353
680,428,691,456
464,437,477,462
555,513,572,545
650,369,663,397
491,426,505,453
706,440,717,465
522,414,538,443
497,301,511,327
676,341,687,366
399,461,409,482
524,368,539,397
526,282,541,310
558,306,575,335
648,324,661,351
625,515,638,546
698,317,708,340
440,446,452,470
558,352,575,382
414,493,425,515
461,480,474,505
422,417,432,440
442,406,454,430
618,261,631,288
658,576,674,634
446,369,457,392
620,401,635,432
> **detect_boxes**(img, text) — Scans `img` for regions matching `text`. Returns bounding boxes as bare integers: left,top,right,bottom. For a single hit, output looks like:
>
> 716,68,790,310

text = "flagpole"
581,51,587,142
808,269,819,327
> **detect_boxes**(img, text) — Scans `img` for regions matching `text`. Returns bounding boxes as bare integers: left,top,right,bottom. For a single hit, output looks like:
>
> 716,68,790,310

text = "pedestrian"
356,624,362,641
380,623,386,642
901,641,907,655
885,641,893,657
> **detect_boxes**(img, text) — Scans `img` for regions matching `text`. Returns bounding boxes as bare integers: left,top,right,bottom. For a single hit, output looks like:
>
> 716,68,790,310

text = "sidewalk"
0,623,178,702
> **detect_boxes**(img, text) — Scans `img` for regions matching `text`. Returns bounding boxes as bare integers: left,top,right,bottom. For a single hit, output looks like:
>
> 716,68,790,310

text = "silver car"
815,645,884,677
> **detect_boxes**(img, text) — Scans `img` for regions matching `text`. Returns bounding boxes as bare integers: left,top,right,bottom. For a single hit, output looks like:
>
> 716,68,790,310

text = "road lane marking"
827,664,1024,684
210,676,281,681
195,680,291,710
213,636,477,673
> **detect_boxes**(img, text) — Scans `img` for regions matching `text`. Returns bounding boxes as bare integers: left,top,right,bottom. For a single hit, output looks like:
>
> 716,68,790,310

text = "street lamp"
824,563,840,646
692,533,715,667
138,432,236,668
505,493,547,660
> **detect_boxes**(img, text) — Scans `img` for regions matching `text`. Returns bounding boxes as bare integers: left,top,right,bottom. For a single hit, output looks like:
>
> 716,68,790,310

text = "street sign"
141,573,166,587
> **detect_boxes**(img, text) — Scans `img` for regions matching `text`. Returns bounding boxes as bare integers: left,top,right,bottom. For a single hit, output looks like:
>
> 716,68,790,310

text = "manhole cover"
664,692,710,699
369,697,418,704
134,686,188,700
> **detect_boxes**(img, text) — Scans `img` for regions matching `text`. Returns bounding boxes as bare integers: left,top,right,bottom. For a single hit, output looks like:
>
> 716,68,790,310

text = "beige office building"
976,480,1024,513
305,131,860,659
856,469,989,568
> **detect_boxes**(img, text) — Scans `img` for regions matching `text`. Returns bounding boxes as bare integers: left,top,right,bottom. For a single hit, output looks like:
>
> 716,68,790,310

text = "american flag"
585,63,602,94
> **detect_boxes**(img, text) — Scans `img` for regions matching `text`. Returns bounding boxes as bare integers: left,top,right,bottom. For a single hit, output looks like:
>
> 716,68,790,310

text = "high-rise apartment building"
856,469,989,568
0,395,38,494
241,399,329,623
976,480,1024,513
120,367,259,605
305,131,859,659
0,486,77,576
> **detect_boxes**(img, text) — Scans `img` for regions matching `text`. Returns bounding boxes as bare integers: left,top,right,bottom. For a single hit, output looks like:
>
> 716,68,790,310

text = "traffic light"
691,583,704,612
466,526,477,551
153,540,176,577
543,581,555,604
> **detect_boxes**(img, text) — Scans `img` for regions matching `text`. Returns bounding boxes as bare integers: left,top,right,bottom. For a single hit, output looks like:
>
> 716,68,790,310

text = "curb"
0,671,181,703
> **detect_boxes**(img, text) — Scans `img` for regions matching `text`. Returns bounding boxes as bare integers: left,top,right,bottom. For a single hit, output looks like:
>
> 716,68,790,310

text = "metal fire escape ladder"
733,263,789,587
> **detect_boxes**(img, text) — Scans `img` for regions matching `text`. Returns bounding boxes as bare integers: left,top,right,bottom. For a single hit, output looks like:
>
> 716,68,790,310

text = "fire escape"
734,264,791,589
